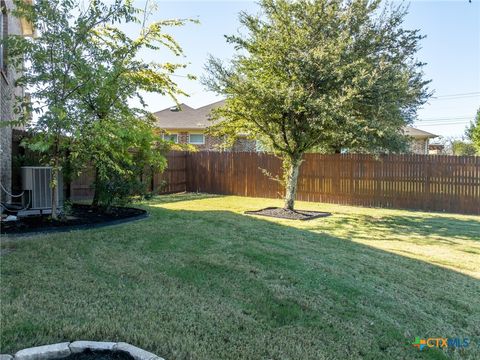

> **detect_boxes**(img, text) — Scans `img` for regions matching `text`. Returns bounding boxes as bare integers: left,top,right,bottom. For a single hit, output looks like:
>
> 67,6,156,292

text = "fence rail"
70,151,480,215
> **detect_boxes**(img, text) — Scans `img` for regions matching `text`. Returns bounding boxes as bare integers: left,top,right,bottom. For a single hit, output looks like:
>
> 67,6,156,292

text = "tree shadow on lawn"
148,192,224,205
145,208,480,359
371,215,480,241
307,213,480,245
139,208,480,358
1,206,479,360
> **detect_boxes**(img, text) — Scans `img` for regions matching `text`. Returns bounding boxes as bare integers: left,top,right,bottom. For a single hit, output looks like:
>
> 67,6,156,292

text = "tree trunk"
92,167,101,207
283,155,302,210
51,161,59,220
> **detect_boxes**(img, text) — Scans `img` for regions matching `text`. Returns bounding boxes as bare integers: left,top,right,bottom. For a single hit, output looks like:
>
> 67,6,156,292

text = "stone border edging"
1,341,164,360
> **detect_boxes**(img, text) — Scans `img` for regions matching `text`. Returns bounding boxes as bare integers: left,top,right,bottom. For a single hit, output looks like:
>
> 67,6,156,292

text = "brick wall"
199,134,223,151
0,75,13,200
177,132,189,145
176,132,219,151
409,138,429,154
1,0,24,201
172,130,257,152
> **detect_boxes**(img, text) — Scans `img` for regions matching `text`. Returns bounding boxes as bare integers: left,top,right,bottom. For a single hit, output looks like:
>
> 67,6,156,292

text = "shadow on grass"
372,215,480,241
1,204,479,359
148,192,224,205
141,206,480,358
307,213,480,244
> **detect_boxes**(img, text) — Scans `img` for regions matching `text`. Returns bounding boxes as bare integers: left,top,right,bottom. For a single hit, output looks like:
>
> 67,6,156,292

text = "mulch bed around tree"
245,207,331,221
60,350,134,360
1,204,147,235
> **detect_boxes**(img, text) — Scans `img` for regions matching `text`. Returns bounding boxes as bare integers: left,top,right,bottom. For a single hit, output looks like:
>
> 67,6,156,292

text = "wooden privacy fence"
70,151,480,215
70,151,188,200
153,151,187,194
186,152,480,215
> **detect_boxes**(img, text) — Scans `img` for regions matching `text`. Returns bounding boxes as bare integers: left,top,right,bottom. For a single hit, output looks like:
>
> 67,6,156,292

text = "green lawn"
1,193,479,359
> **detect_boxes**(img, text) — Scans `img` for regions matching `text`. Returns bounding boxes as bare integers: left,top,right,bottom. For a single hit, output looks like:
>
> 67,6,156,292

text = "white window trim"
162,133,178,143
188,133,205,145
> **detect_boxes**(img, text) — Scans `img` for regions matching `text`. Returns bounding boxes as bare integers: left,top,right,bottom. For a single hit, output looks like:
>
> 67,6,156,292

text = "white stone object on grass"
15,343,71,360
114,343,164,360
69,341,117,354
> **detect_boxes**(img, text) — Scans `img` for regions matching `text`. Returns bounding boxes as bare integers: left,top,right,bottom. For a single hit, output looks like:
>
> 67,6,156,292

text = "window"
163,133,178,143
188,133,204,145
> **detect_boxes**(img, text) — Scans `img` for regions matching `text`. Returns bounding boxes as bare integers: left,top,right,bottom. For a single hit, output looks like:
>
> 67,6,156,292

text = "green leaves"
465,108,480,154
204,0,431,209
205,0,430,156
8,0,193,208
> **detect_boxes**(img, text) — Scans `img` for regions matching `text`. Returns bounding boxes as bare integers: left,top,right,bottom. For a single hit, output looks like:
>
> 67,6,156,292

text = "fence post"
424,155,430,212
184,151,189,192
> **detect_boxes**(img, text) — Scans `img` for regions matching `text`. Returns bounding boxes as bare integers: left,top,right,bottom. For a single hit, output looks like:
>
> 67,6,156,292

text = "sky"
129,0,480,140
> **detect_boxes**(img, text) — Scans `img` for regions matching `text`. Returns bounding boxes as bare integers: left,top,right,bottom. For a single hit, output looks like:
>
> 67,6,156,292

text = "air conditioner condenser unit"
21,166,64,211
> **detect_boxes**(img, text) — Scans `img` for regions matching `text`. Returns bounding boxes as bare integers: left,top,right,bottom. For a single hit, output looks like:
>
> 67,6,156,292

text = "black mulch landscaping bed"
1,204,147,235
60,350,134,360
245,207,331,221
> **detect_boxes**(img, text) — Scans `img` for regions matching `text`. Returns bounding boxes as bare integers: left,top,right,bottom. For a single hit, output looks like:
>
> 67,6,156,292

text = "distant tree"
465,108,480,154
451,139,477,156
204,0,430,210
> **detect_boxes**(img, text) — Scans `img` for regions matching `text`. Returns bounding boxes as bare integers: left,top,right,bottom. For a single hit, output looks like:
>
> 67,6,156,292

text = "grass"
1,193,479,360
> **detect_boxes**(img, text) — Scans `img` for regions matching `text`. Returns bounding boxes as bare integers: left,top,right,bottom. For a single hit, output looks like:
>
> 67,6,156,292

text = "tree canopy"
451,139,477,156
204,0,431,210
66,3,194,207
8,0,193,214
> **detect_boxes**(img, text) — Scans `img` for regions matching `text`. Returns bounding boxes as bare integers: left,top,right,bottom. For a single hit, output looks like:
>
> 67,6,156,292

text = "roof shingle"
153,100,225,130
402,126,437,138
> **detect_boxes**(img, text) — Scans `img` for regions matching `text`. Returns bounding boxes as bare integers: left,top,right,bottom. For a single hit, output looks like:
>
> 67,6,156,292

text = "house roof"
153,100,225,130
403,126,438,139
153,100,438,140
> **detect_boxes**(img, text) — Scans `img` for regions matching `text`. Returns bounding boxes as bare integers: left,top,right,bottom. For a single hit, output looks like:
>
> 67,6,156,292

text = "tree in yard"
72,115,170,209
7,0,140,218
204,0,430,210
465,108,480,154
8,0,193,214
68,3,194,208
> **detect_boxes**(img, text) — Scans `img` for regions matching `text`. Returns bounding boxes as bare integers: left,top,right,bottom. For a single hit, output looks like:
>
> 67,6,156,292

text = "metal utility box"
21,167,63,210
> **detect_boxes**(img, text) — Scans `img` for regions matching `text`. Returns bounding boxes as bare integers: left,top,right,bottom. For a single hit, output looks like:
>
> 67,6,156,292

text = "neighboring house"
153,100,256,152
428,143,445,155
154,100,437,154
403,127,437,154
0,0,32,201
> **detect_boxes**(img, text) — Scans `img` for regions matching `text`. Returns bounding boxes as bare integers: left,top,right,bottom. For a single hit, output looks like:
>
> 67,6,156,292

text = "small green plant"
60,200,73,219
